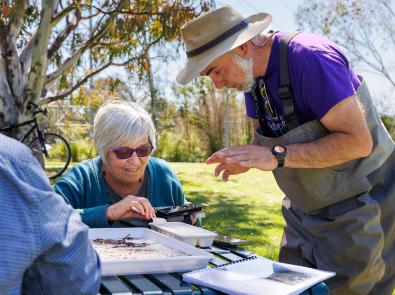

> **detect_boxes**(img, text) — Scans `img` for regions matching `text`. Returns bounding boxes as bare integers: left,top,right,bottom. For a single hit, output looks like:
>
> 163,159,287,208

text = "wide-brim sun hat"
176,5,272,84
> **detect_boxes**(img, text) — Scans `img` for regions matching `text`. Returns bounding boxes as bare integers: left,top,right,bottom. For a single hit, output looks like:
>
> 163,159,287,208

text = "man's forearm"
284,131,372,169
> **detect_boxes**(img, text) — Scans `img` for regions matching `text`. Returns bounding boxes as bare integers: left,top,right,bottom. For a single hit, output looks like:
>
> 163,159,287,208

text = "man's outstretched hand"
206,144,277,181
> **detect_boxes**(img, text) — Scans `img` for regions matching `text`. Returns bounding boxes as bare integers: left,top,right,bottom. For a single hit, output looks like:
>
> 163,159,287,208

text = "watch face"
274,145,286,154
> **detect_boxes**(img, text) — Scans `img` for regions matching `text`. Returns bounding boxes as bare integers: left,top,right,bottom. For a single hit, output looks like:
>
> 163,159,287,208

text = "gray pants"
279,152,395,295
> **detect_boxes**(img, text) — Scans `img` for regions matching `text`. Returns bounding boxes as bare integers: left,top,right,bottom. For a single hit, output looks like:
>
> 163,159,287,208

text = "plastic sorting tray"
149,222,217,247
89,228,213,276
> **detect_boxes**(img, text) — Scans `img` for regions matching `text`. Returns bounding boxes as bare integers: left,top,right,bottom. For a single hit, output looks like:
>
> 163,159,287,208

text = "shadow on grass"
180,177,285,259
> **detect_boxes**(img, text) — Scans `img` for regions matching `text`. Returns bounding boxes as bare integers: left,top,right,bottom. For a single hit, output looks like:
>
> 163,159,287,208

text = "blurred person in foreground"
0,133,101,295
55,100,187,228
176,5,395,295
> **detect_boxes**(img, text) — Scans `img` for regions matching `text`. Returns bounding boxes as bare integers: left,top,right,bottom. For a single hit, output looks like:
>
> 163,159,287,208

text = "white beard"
229,53,254,91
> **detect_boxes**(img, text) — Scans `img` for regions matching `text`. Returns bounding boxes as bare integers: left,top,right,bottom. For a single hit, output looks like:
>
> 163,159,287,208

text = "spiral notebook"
183,256,335,295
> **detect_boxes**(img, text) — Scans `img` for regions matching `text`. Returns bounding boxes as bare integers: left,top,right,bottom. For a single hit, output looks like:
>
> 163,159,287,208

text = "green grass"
169,162,285,260
53,161,286,259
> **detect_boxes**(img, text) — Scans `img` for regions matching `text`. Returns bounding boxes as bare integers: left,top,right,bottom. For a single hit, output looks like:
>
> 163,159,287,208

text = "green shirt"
54,157,185,228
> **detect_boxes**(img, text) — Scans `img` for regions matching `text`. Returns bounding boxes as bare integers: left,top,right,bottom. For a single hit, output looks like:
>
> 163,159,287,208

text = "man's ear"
230,42,249,58
238,42,249,58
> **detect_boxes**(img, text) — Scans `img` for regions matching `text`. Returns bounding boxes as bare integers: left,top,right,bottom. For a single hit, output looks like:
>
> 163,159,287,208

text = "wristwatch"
271,145,287,168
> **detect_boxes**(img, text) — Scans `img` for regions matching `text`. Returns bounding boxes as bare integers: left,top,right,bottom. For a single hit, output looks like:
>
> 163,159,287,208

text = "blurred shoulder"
0,134,36,168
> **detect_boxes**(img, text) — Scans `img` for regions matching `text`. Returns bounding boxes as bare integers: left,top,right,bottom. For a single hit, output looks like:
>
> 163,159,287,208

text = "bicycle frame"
0,106,71,179
0,117,43,143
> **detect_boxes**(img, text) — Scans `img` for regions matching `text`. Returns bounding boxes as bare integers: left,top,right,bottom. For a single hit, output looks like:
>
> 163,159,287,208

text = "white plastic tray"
149,222,217,247
89,228,213,276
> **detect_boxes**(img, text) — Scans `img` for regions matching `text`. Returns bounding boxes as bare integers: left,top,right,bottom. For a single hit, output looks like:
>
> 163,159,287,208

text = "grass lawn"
169,162,285,261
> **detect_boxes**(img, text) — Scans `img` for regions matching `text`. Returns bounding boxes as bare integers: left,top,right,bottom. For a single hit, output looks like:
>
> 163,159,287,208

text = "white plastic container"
150,222,217,247
89,228,213,276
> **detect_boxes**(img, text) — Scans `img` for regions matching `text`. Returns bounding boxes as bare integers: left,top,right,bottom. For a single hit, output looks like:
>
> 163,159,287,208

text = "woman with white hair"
55,101,186,228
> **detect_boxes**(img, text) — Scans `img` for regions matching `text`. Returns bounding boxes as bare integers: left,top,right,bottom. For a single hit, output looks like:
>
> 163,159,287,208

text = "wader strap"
279,32,302,131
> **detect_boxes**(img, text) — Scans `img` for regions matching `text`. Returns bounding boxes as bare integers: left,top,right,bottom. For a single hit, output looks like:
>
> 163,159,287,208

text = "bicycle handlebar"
26,101,48,116
33,109,49,116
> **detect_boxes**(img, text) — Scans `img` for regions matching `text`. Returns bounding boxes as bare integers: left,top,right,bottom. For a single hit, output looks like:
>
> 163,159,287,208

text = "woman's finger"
129,201,145,216
137,198,154,219
150,207,156,219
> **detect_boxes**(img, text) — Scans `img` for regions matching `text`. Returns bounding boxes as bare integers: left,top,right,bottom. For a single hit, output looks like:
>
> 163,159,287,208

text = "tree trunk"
145,52,157,128
1,0,59,139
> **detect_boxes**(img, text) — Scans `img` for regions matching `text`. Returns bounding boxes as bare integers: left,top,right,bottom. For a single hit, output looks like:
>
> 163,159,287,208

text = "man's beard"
229,53,254,91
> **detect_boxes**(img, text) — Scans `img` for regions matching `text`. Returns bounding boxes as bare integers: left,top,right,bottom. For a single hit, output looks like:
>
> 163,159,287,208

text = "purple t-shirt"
245,32,362,137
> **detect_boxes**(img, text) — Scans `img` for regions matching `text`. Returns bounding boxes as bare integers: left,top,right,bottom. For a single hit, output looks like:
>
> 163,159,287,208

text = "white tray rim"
89,227,213,275
149,222,218,238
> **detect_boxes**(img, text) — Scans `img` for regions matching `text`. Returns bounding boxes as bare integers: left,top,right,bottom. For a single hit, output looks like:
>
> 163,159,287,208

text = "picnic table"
98,244,329,295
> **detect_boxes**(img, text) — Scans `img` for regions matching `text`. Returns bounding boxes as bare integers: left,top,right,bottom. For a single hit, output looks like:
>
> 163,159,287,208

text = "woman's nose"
127,152,140,163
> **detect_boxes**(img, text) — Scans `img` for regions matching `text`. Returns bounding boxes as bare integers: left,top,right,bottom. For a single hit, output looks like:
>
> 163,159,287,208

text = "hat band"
186,18,249,58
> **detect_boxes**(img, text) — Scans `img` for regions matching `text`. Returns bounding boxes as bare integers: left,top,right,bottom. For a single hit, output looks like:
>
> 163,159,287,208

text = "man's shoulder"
287,32,343,57
0,134,34,165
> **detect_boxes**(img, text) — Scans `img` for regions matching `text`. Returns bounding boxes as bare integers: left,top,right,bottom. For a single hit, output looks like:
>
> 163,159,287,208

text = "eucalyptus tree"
0,0,213,137
296,0,395,89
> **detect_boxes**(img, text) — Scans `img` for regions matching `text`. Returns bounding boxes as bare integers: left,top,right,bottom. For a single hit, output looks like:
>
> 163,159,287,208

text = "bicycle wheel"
29,132,71,179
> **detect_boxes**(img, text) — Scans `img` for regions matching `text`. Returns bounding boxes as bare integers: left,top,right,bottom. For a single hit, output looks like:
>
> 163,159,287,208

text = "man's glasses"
258,79,278,119
112,145,153,159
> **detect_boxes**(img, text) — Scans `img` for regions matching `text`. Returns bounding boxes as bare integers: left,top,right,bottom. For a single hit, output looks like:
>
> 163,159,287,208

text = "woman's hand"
106,195,156,221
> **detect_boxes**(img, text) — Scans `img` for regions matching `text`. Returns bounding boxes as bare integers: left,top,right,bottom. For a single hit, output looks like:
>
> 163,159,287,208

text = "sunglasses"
112,145,153,159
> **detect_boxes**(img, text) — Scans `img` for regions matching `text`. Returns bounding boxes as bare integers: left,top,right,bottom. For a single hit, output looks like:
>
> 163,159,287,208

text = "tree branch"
0,56,20,125
50,3,75,29
80,3,193,17
41,54,140,105
379,0,395,18
40,62,113,104
48,10,81,60
20,33,37,77
45,13,115,85
4,1,28,105
8,0,28,43
24,0,60,106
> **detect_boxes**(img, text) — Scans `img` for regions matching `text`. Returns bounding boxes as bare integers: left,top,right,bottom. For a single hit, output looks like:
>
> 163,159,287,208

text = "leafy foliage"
381,114,395,139
166,77,253,159
0,0,214,133
46,74,252,163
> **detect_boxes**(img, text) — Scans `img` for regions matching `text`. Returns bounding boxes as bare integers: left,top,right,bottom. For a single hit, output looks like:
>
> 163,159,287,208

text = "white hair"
228,52,254,91
93,100,156,161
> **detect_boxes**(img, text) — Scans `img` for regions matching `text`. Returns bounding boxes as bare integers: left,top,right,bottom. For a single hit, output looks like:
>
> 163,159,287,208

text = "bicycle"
0,102,71,179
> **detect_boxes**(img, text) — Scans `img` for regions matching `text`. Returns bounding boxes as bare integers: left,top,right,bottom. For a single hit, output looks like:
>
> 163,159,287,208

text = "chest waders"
252,33,395,295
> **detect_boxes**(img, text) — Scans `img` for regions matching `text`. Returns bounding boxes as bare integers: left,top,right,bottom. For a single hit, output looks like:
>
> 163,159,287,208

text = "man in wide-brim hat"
177,5,395,295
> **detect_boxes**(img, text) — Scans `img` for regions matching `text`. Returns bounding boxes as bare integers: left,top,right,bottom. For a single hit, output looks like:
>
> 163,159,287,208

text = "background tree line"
0,0,394,164
48,76,252,162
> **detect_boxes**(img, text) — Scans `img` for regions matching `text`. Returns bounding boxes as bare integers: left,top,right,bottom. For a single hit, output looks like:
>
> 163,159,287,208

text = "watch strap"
271,145,287,168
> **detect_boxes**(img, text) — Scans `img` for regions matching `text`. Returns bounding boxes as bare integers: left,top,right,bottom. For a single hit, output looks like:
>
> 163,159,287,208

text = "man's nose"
211,76,225,89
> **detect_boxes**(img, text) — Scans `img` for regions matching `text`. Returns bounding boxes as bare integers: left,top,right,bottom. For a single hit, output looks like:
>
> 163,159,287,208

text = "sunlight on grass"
58,161,286,260
170,162,285,260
